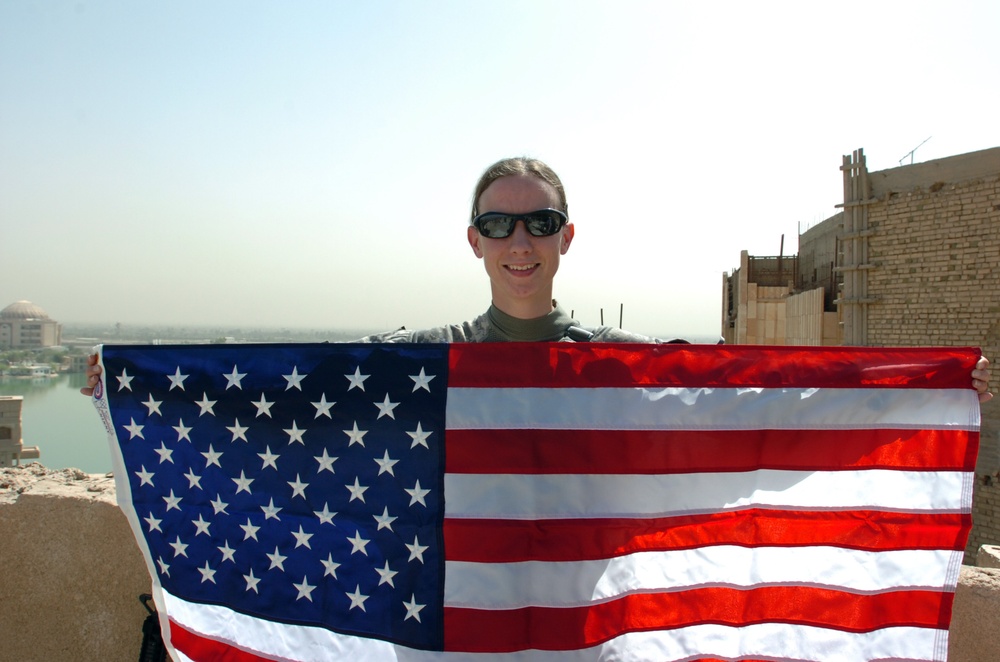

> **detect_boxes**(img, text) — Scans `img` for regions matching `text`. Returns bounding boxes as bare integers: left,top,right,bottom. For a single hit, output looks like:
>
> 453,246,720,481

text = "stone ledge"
976,544,1000,569
0,464,151,661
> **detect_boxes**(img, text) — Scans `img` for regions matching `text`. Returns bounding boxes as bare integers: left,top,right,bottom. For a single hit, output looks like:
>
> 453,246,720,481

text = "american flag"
93,343,980,661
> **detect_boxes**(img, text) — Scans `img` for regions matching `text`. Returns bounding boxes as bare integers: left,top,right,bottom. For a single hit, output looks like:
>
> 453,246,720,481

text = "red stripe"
444,509,972,562
169,619,274,662
447,344,980,389
443,587,953,653
446,428,975,474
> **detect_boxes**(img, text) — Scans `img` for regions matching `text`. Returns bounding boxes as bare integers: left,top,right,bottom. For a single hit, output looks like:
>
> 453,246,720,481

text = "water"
0,374,112,474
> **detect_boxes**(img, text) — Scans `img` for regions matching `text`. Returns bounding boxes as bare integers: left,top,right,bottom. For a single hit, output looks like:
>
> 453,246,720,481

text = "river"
0,374,112,474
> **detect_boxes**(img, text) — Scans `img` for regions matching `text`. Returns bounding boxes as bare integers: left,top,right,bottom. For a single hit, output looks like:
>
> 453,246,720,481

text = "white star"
173,418,192,442
405,479,430,507
294,576,316,602
223,365,246,390
134,466,154,487
284,420,306,445
244,569,260,593
227,418,249,442
156,557,170,577
345,585,369,611
345,477,368,503
375,560,398,587
198,561,217,584
240,518,260,541
288,473,309,499
260,497,282,521
252,393,273,418
258,445,280,470
218,541,237,563
169,536,188,558
154,442,174,465
291,525,313,549
345,367,370,391
183,468,202,489
142,394,161,415
409,367,436,392
320,553,340,578
403,594,425,622
406,535,428,563
117,368,134,392
163,489,182,511
192,514,211,536
232,470,254,494
314,503,337,525
267,546,287,571
311,393,335,419
195,392,216,416
374,450,398,476
283,366,307,391
314,449,338,474
347,530,370,556
202,444,223,468
210,495,229,515
343,421,367,447
144,512,162,532
407,422,432,449
167,367,188,391
123,418,144,440
373,507,397,531
374,394,399,419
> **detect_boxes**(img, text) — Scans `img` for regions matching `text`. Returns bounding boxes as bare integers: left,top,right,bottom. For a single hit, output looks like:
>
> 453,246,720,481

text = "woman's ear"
560,222,575,255
468,225,484,258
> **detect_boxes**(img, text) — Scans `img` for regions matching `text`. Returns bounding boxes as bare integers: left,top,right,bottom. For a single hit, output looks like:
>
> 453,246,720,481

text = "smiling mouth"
505,264,539,273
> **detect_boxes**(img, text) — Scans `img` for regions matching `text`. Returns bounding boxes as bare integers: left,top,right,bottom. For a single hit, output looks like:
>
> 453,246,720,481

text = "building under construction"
721,145,1000,559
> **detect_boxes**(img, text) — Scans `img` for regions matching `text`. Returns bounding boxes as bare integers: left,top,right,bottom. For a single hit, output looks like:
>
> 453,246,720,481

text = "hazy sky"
2,1,998,338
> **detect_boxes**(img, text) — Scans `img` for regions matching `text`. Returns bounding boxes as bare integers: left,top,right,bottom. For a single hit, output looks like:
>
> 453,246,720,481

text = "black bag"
138,594,168,662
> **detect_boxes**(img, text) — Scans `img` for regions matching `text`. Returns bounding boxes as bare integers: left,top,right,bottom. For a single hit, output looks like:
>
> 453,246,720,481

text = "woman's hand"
79,353,102,396
974,356,992,404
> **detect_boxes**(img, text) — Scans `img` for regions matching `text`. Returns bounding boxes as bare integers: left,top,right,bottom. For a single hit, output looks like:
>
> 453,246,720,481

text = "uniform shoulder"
586,326,692,344
356,312,492,344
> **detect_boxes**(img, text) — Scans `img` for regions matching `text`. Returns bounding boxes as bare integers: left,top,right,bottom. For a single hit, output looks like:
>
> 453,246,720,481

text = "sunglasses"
472,209,568,238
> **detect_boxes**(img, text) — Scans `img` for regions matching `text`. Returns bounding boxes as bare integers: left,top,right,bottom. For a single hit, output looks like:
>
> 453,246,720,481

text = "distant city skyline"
3,1,999,339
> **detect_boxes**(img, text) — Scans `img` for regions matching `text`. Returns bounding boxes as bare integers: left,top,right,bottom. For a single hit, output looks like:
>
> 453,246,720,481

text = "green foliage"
0,346,73,371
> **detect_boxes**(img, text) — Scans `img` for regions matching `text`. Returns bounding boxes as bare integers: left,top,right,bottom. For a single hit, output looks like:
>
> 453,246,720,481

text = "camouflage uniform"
359,303,679,344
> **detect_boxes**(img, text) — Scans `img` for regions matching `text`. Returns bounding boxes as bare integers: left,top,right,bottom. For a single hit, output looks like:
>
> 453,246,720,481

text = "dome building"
0,300,62,349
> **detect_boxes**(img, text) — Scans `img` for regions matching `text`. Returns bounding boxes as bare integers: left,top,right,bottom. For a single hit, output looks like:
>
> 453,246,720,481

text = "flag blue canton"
102,344,449,649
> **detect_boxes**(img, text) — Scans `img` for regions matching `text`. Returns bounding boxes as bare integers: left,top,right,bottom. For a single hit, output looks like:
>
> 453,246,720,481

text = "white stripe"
445,387,980,431
163,593,948,661
444,547,960,608
445,469,970,518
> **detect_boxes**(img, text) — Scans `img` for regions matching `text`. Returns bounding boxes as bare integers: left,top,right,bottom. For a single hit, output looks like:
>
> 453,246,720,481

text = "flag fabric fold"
92,343,980,662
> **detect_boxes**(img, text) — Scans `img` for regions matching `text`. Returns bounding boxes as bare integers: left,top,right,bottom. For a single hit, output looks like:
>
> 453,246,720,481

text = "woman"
81,157,994,398
359,157,679,344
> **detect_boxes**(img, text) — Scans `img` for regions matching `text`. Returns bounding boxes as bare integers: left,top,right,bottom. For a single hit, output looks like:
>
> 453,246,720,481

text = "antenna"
899,137,932,166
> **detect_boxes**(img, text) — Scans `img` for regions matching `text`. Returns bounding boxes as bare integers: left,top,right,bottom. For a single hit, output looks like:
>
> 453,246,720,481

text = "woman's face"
467,175,574,319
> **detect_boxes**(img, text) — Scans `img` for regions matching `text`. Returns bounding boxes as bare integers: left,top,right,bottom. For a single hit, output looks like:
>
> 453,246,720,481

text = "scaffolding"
835,148,877,345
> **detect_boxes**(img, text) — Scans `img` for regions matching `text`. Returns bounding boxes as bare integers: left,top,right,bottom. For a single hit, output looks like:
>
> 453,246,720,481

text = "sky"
2,0,999,339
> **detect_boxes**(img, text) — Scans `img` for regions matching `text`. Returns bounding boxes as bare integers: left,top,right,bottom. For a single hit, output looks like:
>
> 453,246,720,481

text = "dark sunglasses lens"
525,211,564,236
476,215,516,238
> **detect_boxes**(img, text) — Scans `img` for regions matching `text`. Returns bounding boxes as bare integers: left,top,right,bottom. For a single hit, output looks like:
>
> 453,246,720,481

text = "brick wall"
862,168,1000,556
968,479,1000,562
785,288,839,346
741,283,790,344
